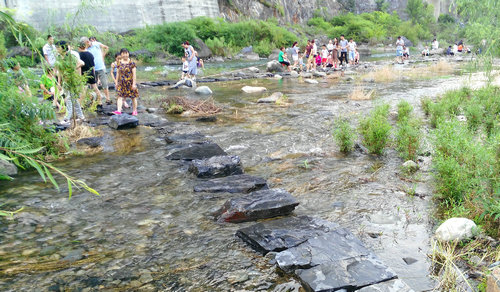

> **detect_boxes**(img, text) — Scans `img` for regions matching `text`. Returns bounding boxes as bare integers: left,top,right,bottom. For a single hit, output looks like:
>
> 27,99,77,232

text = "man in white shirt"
348,38,357,65
431,39,439,50
87,36,111,104
42,35,57,67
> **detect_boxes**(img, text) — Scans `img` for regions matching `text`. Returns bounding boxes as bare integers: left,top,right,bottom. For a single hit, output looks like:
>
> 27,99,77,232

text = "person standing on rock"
43,35,57,68
305,40,312,72
396,36,405,64
182,41,197,80
78,39,103,110
88,36,111,105
113,48,139,116
291,41,299,69
348,38,357,65
339,35,348,67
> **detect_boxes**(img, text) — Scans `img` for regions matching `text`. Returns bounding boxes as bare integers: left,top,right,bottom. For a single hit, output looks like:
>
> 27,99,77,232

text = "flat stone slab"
108,114,139,130
194,174,267,193
242,86,267,93
357,279,414,292
295,255,397,292
237,216,401,291
215,188,299,223
166,142,227,160
236,216,339,255
189,155,243,178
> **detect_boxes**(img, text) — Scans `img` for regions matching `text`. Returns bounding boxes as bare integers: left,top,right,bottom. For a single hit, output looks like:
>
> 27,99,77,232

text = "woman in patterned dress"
113,48,139,115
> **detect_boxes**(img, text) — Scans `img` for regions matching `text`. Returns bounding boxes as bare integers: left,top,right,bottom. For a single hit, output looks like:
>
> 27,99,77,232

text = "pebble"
21,248,38,257
139,272,154,284
227,270,249,284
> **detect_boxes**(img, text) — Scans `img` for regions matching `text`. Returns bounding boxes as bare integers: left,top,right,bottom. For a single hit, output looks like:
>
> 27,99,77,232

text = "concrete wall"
2,0,220,32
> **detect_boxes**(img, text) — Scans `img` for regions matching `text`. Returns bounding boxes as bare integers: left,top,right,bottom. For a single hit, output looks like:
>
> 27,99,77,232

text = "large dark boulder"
108,114,139,130
189,155,243,178
401,36,413,48
166,142,227,160
267,60,284,73
214,188,299,223
193,38,212,59
194,174,267,193
236,216,340,255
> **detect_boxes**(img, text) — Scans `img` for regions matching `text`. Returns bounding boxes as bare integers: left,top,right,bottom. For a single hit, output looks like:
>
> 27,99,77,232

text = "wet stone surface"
189,155,243,178
194,174,268,193
215,188,299,223
165,142,227,160
108,114,139,130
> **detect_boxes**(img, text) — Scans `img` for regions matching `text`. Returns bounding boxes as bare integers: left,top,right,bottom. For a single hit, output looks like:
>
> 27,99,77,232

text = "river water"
0,62,485,291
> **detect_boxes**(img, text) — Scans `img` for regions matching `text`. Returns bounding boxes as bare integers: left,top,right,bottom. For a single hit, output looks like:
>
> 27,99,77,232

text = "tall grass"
358,104,391,155
333,118,356,153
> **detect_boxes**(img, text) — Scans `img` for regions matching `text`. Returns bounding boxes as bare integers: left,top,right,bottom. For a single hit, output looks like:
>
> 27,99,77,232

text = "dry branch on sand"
162,96,222,116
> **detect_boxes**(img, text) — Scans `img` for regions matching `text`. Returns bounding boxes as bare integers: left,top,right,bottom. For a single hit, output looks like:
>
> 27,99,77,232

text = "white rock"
195,86,213,95
246,53,260,61
402,160,419,172
257,92,283,103
290,71,299,78
304,79,319,84
435,218,477,242
274,74,282,79
313,71,327,77
242,86,267,93
301,72,313,78
248,67,260,73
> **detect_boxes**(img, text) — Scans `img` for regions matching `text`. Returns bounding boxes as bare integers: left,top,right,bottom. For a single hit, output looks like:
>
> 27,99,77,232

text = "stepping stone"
195,86,213,95
236,216,340,255
295,255,397,292
164,133,207,144
214,188,299,223
189,155,243,178
166,142,227,160
77,137,103,148
304,79,319,84
108,114,139,130
257,92,283,103
357,279,413,292
194,174,267,193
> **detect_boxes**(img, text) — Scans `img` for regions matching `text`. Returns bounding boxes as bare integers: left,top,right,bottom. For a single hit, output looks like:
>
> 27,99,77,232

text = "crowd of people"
277,35,360,72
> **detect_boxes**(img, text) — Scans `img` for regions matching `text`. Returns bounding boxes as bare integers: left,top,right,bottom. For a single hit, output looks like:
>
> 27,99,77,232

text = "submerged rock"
215,188,299,223
195,116,217,123
194,174,268,193
357,279,413,292
257,92,283,103
108,114,139,130
170,78,195,89
195,86,213,95
248,67,260,73
166,142,227,161
189,155,243,178
435,217,478,242
242,86,267,93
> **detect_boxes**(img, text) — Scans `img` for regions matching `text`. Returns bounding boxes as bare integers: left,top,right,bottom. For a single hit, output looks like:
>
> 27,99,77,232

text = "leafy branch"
0,146,99,199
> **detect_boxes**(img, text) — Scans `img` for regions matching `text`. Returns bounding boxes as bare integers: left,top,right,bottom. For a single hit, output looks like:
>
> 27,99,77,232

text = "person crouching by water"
40,67,62,111
113,48,139,116
278,47,291,72
182,41,197,80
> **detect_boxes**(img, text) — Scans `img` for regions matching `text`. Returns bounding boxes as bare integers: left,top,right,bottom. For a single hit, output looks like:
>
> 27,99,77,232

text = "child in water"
181,56,189,79
113,48,139,116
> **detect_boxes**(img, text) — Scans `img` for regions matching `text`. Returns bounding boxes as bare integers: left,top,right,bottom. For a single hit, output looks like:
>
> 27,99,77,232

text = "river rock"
7,46,33,58
267,60,284,73
313,71,327,77
62,248,84,262
215,188,299,223
108,114,139,130
402,36,413,47
301,72,313,78
430,48,445,56
246,53,260,61
195,116,217,123
357,278,413,292
295,254,396,292
194,174,268,193
0,159,17,176
166,142,227,161
290,71,299,78
195,86,213,95
242,86,267,93
240,46,253,54
248,67,260,73
170,78,195,89
189,155,243,178
268,49,281,60
487,266,500,292
77,137,103,148
435,217,478,241
236,216,340,255
304,79,319,84
274,74,282,79
258,92,283,103
193,38,212,58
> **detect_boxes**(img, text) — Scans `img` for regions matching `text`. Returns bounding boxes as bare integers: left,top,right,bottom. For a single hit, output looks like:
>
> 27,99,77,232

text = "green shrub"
253,39,274,57
333,118,355,153
429,101,447,128
205,37,228,57
421,97,432,116
464,99,483,131
395,117,421,161
358,104,392,154
0,31,6,61
139,22,197,57
397,100,413,122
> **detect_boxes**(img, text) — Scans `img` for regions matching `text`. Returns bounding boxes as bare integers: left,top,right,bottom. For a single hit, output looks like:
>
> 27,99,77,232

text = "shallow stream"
0,64,487,291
